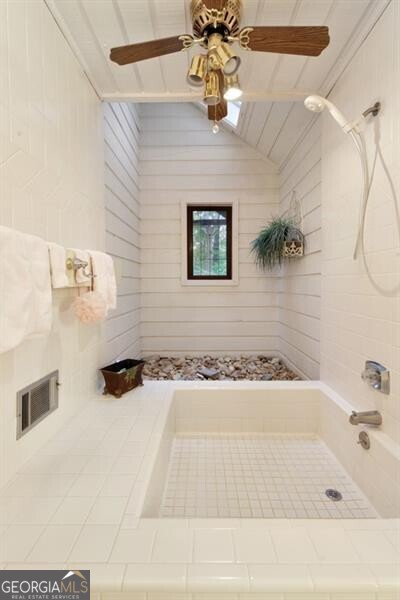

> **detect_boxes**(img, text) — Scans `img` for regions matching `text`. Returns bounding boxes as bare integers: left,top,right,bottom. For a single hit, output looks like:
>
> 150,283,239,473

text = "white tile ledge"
1,381,399,595
3,561,399,594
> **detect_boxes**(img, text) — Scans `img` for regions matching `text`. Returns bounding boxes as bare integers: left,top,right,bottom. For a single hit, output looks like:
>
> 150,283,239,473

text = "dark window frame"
187,205,233,281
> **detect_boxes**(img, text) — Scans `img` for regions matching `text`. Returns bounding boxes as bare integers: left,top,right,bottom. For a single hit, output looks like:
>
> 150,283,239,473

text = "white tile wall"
139,103,280,356
103,102,141,363
320,1,400,445
319,387,400,518
172,387,320,435
0,0,104,489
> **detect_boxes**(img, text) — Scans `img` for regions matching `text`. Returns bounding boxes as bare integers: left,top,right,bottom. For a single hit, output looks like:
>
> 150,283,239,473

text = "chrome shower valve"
361,360,390,394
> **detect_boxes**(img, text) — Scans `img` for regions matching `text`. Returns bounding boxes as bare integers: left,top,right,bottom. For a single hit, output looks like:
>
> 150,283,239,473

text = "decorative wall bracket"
283,240,304,257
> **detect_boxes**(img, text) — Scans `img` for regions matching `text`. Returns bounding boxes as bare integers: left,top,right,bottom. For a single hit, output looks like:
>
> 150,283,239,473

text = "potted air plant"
251,216,304,270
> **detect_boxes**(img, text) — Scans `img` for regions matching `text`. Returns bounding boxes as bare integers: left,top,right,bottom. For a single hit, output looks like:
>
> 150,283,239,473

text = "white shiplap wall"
0,0,104,488
103,102,141,363
278,120,322,380
139,103,280,356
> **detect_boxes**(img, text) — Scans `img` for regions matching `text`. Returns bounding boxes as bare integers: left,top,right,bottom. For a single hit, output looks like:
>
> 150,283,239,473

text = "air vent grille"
30,380,50,424
17,371,59,439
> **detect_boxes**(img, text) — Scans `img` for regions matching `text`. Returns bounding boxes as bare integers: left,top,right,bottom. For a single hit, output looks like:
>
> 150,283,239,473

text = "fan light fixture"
187,54,207,87
203,71,220,106
212,42,241,75
223,75,243,101
208,34,241,76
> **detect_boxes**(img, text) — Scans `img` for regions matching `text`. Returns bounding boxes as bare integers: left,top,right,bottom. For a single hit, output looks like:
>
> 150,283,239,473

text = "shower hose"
350,130,370,261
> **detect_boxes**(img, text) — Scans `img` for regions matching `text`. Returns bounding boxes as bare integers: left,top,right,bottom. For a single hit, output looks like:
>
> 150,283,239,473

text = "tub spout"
349,410,382,427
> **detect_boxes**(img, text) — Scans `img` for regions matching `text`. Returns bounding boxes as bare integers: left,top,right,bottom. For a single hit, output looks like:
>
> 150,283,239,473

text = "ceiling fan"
110,0,330,127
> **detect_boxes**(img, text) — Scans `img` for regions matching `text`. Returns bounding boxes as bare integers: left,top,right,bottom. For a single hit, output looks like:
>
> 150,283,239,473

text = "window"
187,205,232,280
225,101,241,128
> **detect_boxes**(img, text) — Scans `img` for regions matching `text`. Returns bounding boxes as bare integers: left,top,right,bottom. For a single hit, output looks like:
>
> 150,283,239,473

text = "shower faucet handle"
361,361,390,395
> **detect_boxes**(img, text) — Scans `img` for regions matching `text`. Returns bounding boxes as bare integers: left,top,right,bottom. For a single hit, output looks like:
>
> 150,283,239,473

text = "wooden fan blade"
110,36,185,65
243,26,330,57
208,99,228,122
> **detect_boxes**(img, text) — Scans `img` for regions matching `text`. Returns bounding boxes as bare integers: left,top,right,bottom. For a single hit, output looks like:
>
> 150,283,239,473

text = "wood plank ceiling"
51,0,384,168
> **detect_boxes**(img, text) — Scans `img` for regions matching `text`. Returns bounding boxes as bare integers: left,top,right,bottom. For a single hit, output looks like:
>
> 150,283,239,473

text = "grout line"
279,340,320,367
105,165,140,205
105,229,140,252
107,103,140,149
105,184,140,219
105,207,140,237
105,140,140,192
104,109,140,162
278,321,320,343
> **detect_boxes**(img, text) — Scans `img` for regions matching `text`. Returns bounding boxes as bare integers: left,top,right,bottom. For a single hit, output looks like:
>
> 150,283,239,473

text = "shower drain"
325,488,343,502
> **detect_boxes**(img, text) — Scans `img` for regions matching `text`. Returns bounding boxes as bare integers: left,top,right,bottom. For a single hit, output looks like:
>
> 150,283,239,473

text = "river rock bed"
142,355,300,381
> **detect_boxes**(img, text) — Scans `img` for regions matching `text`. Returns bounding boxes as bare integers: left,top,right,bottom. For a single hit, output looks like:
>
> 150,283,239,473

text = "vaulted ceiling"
49,0,388,168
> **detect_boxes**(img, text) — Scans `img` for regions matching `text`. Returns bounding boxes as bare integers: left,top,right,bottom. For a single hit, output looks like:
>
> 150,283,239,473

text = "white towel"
0,226,52,354
88,250,117,312
48,242,68,288
71,249,91,285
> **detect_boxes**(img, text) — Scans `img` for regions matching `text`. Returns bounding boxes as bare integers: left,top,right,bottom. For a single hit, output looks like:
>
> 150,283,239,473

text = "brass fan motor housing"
191,0,242,41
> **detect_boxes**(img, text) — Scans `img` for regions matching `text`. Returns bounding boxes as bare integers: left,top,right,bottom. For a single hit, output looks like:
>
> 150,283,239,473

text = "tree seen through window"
187,206,232,280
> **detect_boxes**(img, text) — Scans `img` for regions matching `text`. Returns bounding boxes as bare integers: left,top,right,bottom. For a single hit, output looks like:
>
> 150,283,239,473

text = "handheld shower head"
304,94,325,113
304,94,383,263
304,94,351,131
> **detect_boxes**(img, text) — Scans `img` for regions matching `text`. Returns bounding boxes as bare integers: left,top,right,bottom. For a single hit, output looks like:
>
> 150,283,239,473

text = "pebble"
197,367,219,379
142,355,300,381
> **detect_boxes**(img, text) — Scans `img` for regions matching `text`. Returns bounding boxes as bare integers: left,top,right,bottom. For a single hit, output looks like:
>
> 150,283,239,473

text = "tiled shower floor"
160,434,376,519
